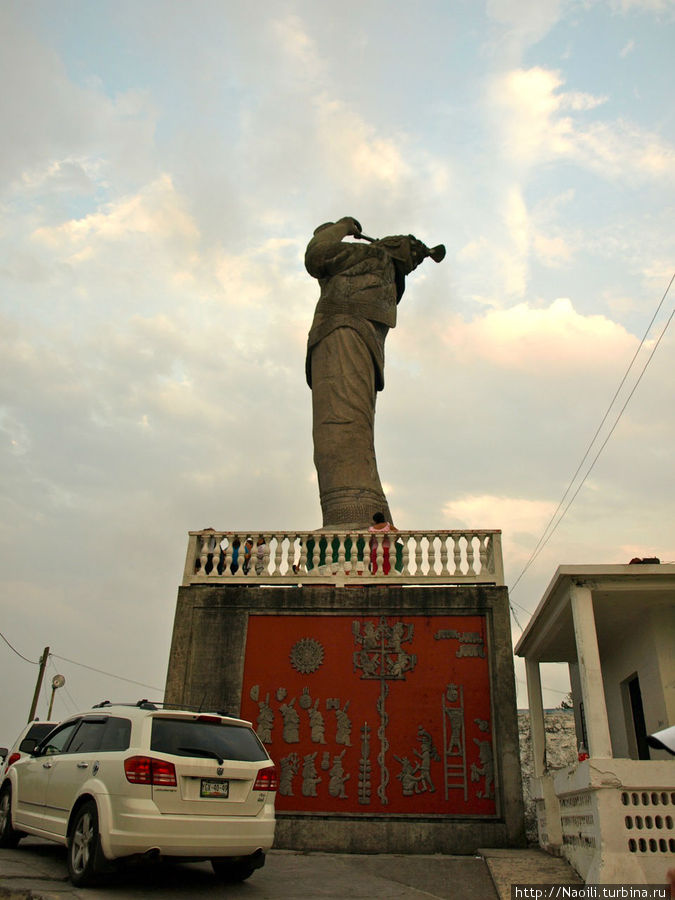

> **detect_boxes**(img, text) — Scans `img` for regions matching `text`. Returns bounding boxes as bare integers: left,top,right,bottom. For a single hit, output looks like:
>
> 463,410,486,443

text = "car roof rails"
138,700,232,716
91,699,232,716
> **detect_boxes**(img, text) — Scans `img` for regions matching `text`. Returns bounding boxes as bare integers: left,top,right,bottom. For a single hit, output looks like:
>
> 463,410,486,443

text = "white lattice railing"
182,529,504,586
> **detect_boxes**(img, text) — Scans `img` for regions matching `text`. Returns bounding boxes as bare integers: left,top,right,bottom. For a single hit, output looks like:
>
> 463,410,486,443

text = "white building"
515,563,675,883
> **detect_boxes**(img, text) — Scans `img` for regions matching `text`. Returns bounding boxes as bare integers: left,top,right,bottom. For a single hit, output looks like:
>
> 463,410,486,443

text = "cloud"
441,297,636,372
443,494,555,532
491,66,675,181
32,175,198,252
273,14,325,82
486,0,564,54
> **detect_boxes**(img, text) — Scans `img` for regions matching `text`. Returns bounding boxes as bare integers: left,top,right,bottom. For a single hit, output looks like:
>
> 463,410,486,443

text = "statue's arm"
304,239,367,279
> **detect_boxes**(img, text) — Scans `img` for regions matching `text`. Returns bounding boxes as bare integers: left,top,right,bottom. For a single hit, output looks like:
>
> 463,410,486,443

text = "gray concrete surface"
0,839,583,899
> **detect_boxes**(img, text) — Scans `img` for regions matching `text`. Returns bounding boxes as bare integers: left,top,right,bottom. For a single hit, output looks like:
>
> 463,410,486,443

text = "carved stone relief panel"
241,614,495,817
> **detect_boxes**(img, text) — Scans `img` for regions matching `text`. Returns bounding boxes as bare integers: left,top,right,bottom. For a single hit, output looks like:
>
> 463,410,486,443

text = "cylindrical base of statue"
319,486,392,530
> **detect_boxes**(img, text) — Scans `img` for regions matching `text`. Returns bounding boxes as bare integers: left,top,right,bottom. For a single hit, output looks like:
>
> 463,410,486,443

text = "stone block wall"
517,709,577,842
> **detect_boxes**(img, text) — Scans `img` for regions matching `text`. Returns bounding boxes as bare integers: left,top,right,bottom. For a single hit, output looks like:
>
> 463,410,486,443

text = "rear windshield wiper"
177,746,224,765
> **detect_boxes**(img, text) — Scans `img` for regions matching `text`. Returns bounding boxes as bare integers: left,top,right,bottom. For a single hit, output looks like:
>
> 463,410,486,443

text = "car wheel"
211,855,259,882
0,786,22,848
67,800,104,886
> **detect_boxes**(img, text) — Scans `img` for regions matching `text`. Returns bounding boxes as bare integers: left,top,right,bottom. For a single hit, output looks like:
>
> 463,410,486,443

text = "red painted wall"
240,614,496,816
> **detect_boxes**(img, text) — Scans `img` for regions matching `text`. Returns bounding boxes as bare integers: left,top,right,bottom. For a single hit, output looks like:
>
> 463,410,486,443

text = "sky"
1,0,673,747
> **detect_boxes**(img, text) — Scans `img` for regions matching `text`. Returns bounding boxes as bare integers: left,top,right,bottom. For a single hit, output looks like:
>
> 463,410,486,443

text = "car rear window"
150,718,268,762
19,723,57,754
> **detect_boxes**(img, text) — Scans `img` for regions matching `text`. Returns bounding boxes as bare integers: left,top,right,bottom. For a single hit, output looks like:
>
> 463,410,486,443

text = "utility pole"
28,646,49,722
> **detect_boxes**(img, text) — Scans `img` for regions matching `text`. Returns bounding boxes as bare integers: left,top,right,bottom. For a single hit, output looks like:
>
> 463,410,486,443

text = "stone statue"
305,216,445,528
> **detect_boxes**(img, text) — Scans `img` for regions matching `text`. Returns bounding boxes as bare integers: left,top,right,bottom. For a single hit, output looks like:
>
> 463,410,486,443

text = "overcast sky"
1,0,673,746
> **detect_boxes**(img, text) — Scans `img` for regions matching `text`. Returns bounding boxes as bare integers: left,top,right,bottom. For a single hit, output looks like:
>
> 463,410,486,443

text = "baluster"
261,533,271,576
465,534,476,576
427,534,438,575
272,534,283,576
199,533,211,576
401,533,411,575
414,534,424,576
252,534,265,576
298,534,308,574
308,535,317,573
439,534,449,577
337,534,347,575
452,534,462,576
223,535,234,577
375,534,384,575
478,534,488,575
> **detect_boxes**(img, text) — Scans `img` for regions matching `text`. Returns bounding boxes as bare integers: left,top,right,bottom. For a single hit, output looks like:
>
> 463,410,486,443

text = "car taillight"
196,715,221,724
253,765,278,791
124,756,177,787
5,753,21,770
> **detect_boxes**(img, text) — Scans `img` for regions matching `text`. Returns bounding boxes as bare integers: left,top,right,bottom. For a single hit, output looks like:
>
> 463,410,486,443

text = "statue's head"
313,217,362,237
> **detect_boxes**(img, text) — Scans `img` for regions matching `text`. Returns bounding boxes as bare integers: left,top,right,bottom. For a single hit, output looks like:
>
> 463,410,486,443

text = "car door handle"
42,761,53,769
76,762,89,769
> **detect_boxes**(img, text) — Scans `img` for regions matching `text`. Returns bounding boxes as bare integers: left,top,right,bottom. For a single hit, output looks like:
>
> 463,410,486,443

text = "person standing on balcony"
368,511,397,575
305,217,443,529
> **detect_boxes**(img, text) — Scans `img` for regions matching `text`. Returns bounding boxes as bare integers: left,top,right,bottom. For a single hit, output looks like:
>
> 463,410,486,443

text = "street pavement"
0,839,583,900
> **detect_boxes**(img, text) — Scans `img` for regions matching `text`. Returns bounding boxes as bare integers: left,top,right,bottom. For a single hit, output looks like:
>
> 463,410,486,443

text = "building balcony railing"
182,529,504,587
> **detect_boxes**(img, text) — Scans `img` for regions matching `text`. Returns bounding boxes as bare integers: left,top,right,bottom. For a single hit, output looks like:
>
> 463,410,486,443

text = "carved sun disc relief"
290,638,325,674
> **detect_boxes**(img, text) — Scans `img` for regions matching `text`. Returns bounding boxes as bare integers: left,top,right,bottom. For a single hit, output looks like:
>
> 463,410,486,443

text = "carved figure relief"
256,694,274,744
414,726,440,794
443,683,468,801
299,687,312,709
301,752,321,797
279,753,300,796
335,701,352,746
446,708,463,755
280,698,300,743
395,756,419,796
328,750,350,799
308,699,327,744
471,739,494,799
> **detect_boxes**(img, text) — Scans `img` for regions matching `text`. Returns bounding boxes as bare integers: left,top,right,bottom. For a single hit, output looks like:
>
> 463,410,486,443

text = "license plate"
200,778,229,798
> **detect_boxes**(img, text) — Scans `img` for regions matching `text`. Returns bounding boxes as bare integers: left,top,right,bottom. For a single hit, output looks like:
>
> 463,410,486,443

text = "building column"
570,582,613,758
525,657,562,849
525,658,547,777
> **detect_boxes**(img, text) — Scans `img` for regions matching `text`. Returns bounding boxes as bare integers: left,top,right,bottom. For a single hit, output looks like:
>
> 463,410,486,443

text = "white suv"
0,720,59,782
0,701,277,886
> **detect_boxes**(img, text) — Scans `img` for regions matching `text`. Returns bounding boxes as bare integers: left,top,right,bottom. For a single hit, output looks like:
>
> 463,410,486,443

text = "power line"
51,653,163,693
511,274,674,595
0,630,37,665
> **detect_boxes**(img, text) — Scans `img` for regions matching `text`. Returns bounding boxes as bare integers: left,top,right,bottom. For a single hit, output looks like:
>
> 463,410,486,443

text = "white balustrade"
182,530,504,586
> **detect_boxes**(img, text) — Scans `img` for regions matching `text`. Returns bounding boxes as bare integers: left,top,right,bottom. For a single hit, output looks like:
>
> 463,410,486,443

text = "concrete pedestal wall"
164,583,525,853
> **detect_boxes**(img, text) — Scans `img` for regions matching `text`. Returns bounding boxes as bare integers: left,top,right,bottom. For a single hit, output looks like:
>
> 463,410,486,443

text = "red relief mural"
240,614,496,817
